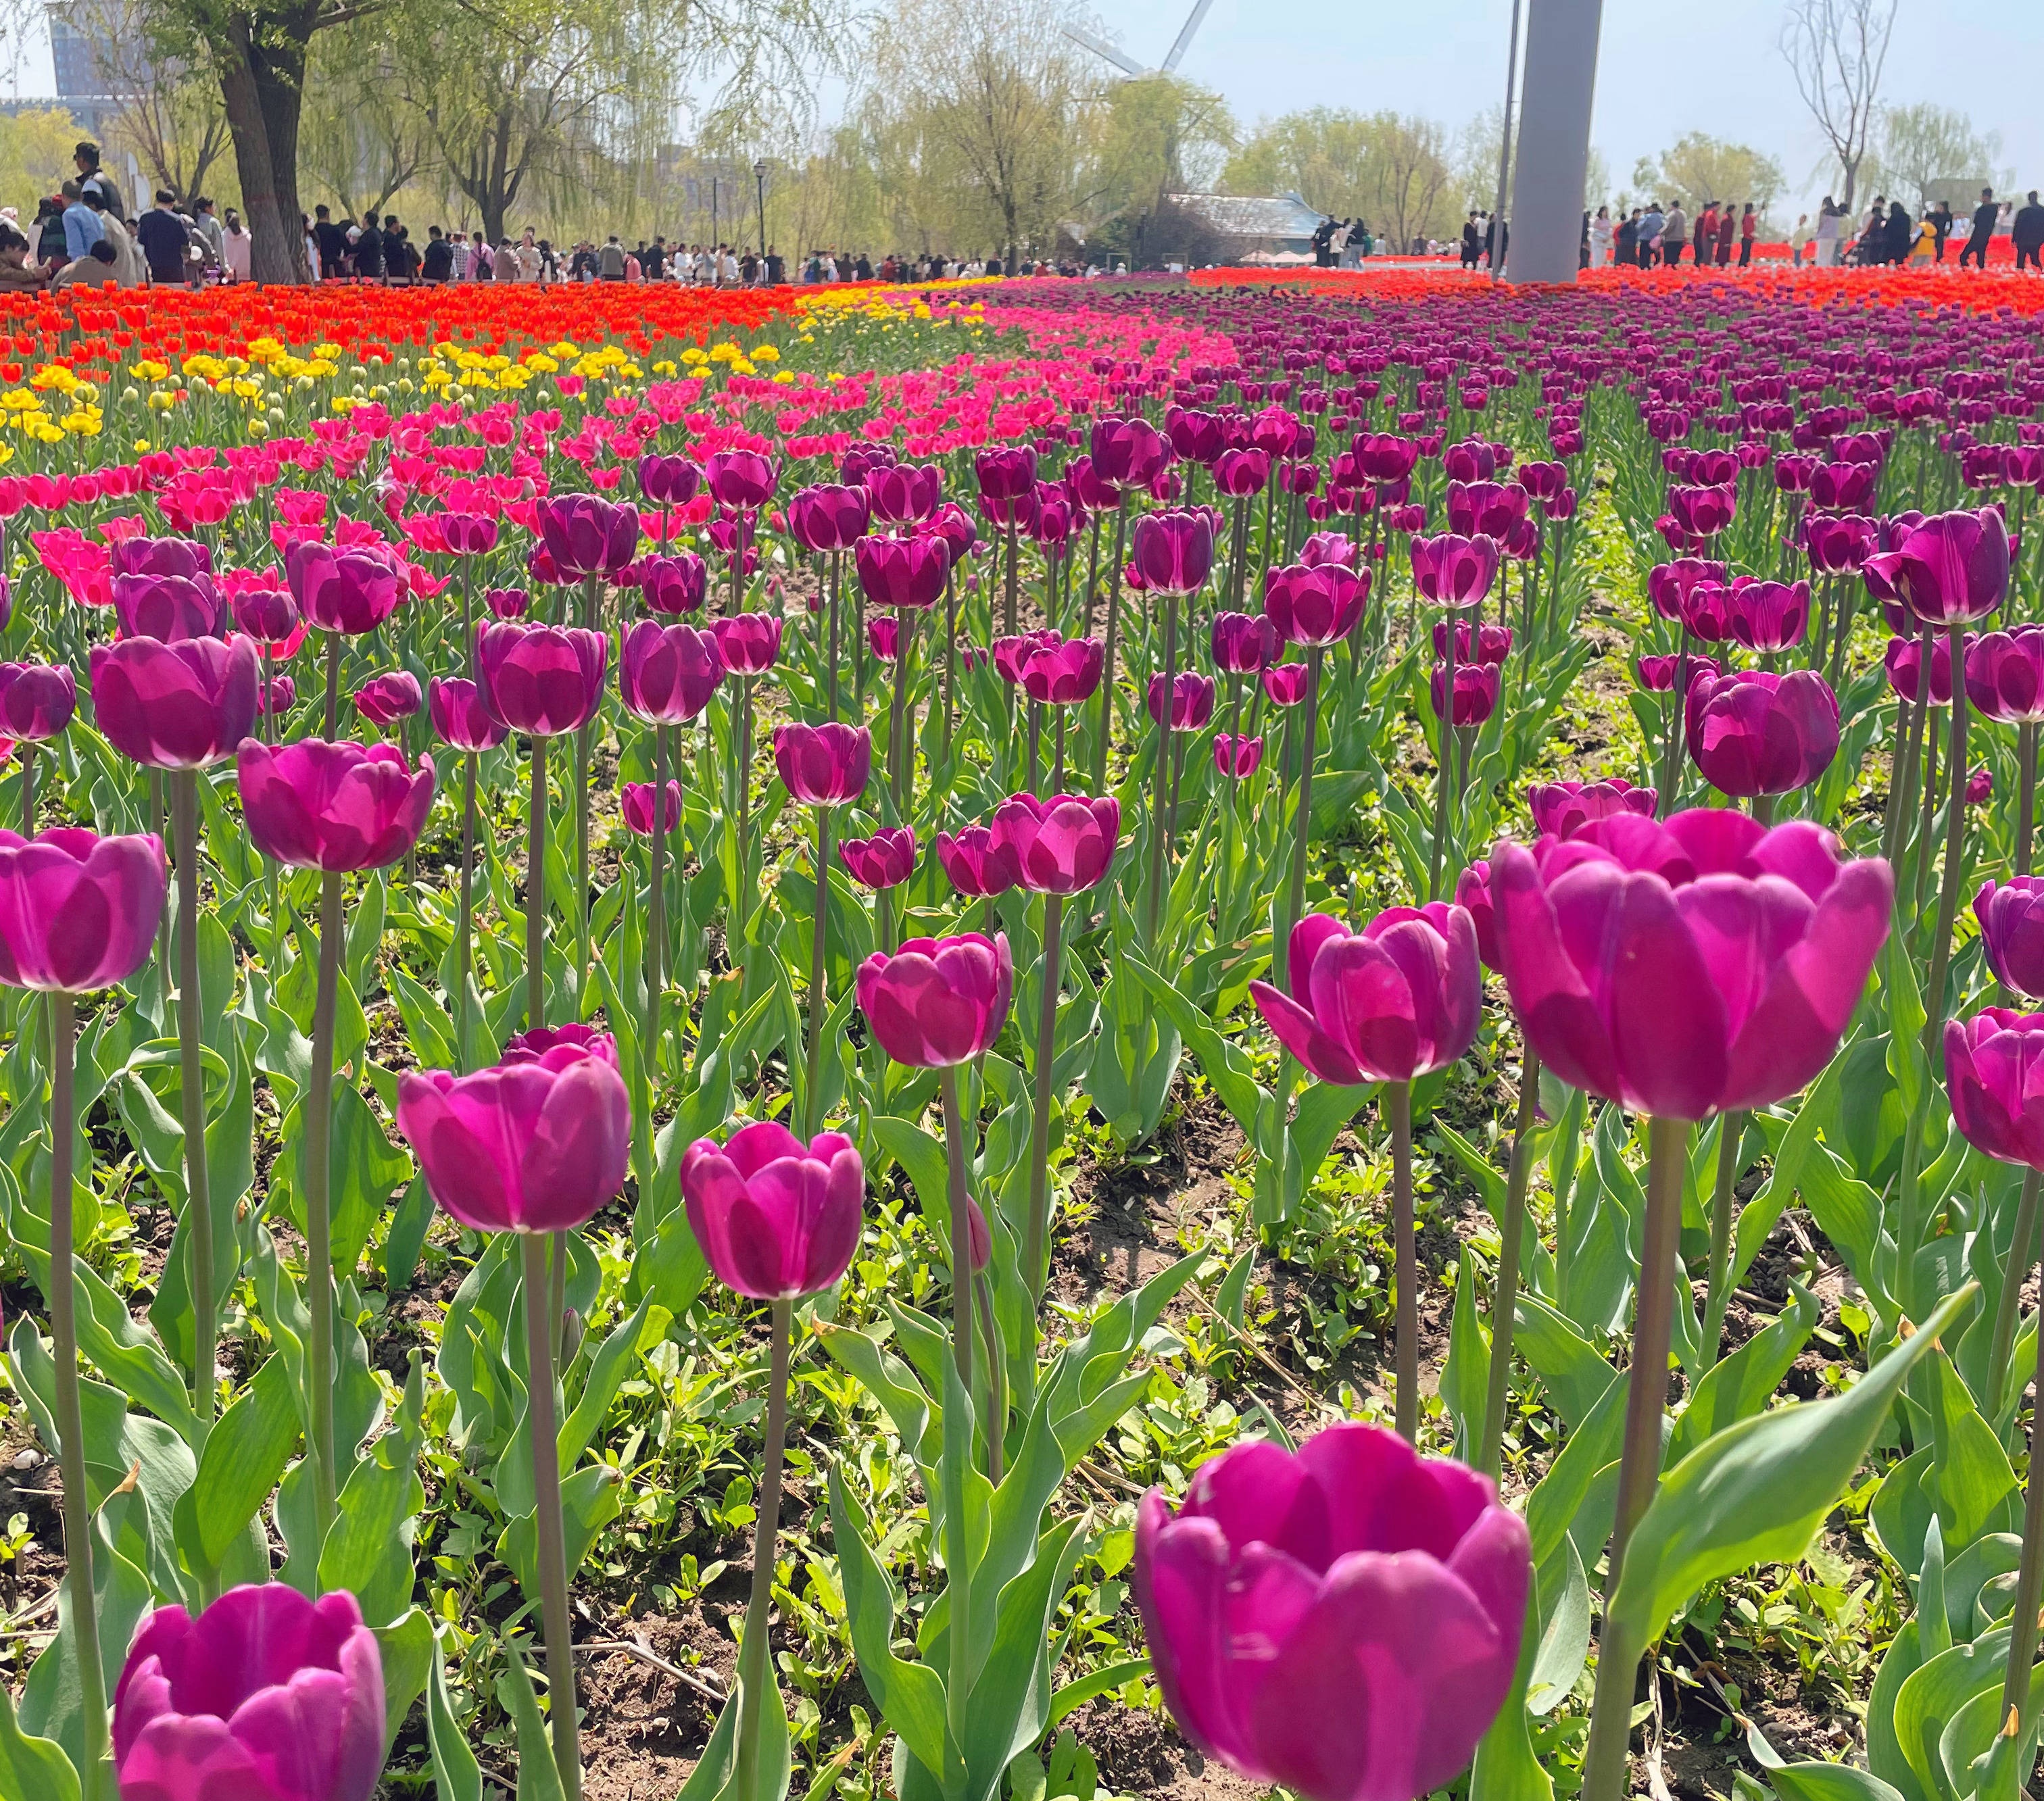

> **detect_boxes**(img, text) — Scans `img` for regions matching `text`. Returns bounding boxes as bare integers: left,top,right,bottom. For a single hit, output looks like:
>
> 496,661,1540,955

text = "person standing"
1738,202,1757,266
1813,198,1841,266
312,205,345,279
221,208,251,281
85,192,141,285
1461,211,1481,269
73,142,121,220
598,233,626,280
1716,203,1736,265
1932,201,1954,260
1661,199,1688,266
354,212,385,280
59,182,101,262
1590,204,1613,267
194,197,226,270
1695,200,1720,266
1961,187,1997,268
2013,192,2044,271
137,190,189,284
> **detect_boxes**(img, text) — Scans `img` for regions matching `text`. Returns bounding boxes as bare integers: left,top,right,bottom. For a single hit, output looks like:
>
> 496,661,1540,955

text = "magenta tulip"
1131,511,1214,595
1431,620,1514,666
0,828,166,992
1265,563,1369,646
1637,652,1720,693
773,722,871,806
1090,416,1167,491
258,676,296,717
1490,810,1892,1119
622,781,683,835
539,493,639,581
1455,860,1499,969
1410,535,1501,607
237,739,435,872
708,612,782,674
1948,1010,2044,1168
91,636,259,769
1214,733,1264,778
706,449,779,510
856,932,1013,1066
1214,448,1271,497
286,541,404,637
1263,664,1311,707
1134,1421,1528,1801
1887,634,1955,705
620,620,722,724
1298,531,1358,568
1862,508,2011,626
680,1122,864,1300
787,483,871,554
112,535,211,581
1966,628,2044,722
841,827,916,889
485,585,530,620
866,463,943,526
0,663,75,740
353,671,421,729
935,825,1019,898
1021,636,1103,704
1647,558,1730,622
854,533,950,610
991,793,1119,893
639,453,702,505
1431,662,1501,727
438,512,500,558
113,571,225,643
1213,612,1281,674
1684,668,1841,798
114,1584,385,1801
475,620,607,737
1974,879,2044,997
429,676,508,753
1724,578,1811,654
637,553,709,616
1526,780,1656,839
230,583,300,645
1147,672,1216,732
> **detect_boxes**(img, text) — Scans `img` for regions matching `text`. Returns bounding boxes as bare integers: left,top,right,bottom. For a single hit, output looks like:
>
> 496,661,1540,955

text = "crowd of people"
0,142,251,291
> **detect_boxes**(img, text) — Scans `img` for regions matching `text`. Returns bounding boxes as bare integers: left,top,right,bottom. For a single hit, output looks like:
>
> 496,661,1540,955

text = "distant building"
45,0,147,137
1165,191,1325,264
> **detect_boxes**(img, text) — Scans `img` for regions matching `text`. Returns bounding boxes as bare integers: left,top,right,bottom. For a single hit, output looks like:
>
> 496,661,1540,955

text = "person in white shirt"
221,208,251,282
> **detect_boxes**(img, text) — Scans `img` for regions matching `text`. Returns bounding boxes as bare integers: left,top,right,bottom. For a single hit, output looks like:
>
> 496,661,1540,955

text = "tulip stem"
2020,721,2037,879
575,576,597,1008
18,743,30,833
1024,892,1065,1321
170,771,216,1444
1580,1113,1688,1801
1699,1112,1749,1373
804,808,831,1138
1284,647,1324,949
2000,1249,2044,1738
1094,497,1127,795
827,550,842,724
1987,1169,2041,1418
1430,620,1457,900
458,752,477,1071
1002,518,1019,637
937,1065,976,1746
1923,622,1970,1054
322,631,340,739
645,726,667,1100
1478,1045,1539,1480
733,1298,792,1801
975,1271,1005,1480
1384,1078,1421,1442
891,611,913,820
528,735,546,1032
520,1230,583,1801
306,868,344,1543
942,568,956,758
46,990,109,1801
1144,588,1179,943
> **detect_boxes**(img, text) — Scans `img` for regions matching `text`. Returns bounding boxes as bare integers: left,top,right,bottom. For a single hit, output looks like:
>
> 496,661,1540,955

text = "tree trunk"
219,44,297,282
253,43,311,278
217,13,314,282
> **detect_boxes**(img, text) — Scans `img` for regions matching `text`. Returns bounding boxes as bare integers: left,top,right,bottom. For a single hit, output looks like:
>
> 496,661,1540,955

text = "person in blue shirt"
60,182,101,261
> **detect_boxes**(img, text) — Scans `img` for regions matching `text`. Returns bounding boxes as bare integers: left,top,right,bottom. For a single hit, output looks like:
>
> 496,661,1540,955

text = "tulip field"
1,264,2044,1801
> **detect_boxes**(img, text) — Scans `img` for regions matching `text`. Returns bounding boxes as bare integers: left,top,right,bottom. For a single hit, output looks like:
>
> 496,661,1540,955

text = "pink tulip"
1134,1421,1528,1801
1966,628,2044,722
1147,672,1216,731
0,827,166,992
1251,907,1480,1086
113,571,225,642
114,1584,385,1801
1526,780,1656,839
1410,535,1501,608
708,612,781,674
637,553,709,616
935,825,1019,897
1490,810,1892,1119
0,663,74,740
1021,636,1103,704
706,449,779,510
622,781,683,835
91,637,258,770
639,453,702,505
353,671,421,729
237,739,435,872
475,620,607,737
866,463,943,526
1263,664,1312,706
1947,1009,2044,1168
681,1121,864,1300
855,932,1013,1066
286,541,404,637
1265,563,1369,646
841,827,916,890
991,793,1119,893
1976,879,2044,997
429,677,508,753
1430,662,1501,726
1454,860,1499,970
1684,668,1840,798
773,722,871,806
1213,612,1281,674
620,620,722,724
1214,733,1264,778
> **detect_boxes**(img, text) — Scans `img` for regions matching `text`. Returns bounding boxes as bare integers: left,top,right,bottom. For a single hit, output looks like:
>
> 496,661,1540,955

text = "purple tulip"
1263,663,1312,706
485,585,531,620
991,793,1119,893
1166,409,1225,466
1636,652,1720,693
1665,482,1737,539
868,616,899,661
1886,633,1955,704
230,583,300,645
258,676,296,718
1805,514,1878,574
1213,448,1271,497
1443,437,1498,482
1020,636,1103,704
773,722,871,806
353,671,422,729
681,1121,864,1300
1214,733,1264,778
0,663,75,741
788,483,871,553
854,533,950,610
113,571,225,643
1724,578,1811,654
637,553,709,616
1526,780,1656,839
620,620,722,724
112,535,212,581
1090,416,1167,491
397,1026,630,1233
237,739,436,872
1298,531,1357,568
114,1584,385,1801
538,493,640,581
0,827,166,992
1947,1009,2044,1168
708,612,782,675
841,827,916,890
867,463,943,526
438,512,500,557
639,453,702,506
622,781,683,835
1134,1420,1528,1801
1213,612,1281,674
1251,907,1480,1086
1131,511,1215,595
1431,620,1514,666
1974,879,2044,997
855,932,1013,1066
935,824,1019,898
1684,668,1840,798
475,620,607,737
1647,558,1729,622
705,449,779,511
429,676,508,753
1455,860,1499,970
1147,672,1216,731
1265,564,1369,646
91,636,259,770
286,541,404,637
1965,628,2044,722
1409,535,1500,607
1447,480,1528,540
1862,508,2011,626
1490,810,1892,1119
1431,662,1501,726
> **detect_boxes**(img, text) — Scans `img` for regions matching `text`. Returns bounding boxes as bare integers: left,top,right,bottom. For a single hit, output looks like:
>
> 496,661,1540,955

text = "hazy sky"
1079,0,2044,209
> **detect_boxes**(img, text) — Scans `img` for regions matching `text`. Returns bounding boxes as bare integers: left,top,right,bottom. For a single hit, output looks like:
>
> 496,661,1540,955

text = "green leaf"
498,1642,568,1801
320,1356,428,1627
1048,1658,1148,1728
374,1608,435,1756
176,1354,300,1578
0,1680,76,1801
1439,1246,1489,1464
1469,1589,1553,1801
1609,1285,1974,1650
426,1632,483,1801
1511,1295,1611,1430
1125,954,1267,1135
1668,1283,1820,1464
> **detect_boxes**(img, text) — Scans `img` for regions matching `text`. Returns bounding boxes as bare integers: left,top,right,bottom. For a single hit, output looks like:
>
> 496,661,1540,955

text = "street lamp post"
754,161,769,277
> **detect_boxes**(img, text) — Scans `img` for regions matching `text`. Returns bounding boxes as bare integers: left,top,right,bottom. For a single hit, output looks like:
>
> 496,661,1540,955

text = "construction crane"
1061,0,1217,80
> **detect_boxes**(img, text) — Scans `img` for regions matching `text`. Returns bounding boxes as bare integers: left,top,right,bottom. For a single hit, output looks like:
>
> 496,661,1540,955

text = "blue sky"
1087,0,2044,211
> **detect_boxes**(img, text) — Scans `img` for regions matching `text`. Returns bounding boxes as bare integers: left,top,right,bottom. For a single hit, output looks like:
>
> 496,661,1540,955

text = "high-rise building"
45,0,145,137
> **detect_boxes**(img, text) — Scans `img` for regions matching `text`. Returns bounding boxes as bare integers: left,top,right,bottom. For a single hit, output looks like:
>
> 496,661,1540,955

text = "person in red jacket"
1738,203,1758,266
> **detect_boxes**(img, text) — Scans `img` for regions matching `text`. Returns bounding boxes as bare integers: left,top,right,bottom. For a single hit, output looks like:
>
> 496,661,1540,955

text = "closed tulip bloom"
1265,563,1369,646
993,633,1054,685
1132,510,1215,595
854,533,950,610
258,675,296,718
1213,612,1281,674
1665,482,1737,539
1251,906,1480,1086
353,671,422,729
1862,508,2011,626
1298,531,1358,569
991,793,1119,893
773,722,871,806
1263,663,1312,706
485,585,531,620
0,827,166,992
1410,534,1501,607
935,825,1019,897
1431,620,1514,666
438,512,499,557
1148,672,1217,732
230,583,300,645
1446,480,1527,539
856,932,1013,1066
1946,1009,2044,1168
1090,416,1167,489
1431,662,1501,726
396,1029,630,1233
1490,810,1892,1119
1443,438,1499,482
1214,448,1271,497
1167,409,1225,466
639,452,702,505
429,677,507,753
113,571,226,642
974,445,1038,503
237,739,436,871
287,541,404,637
1355,433,1421,483
1021,636,1104,704
637,553,709,616
1214,733,1264,778
1810,460,1877,512
787,483,871,553
92,635,259,770
708,612,782,674
868,616,900,662
539,492,639,580
681,1122,864,1300
1965,628,2044,722
622,780,683,835
1884,633,1955,704
1646,558,1730,622
1455,860,1499,970
620,619,723,724
114,1584,385,1801
705,449,779,510
1974,879,2044,997
841,827,916,890
112,535,212,581
1636,652,1720,693
0,662,74,740
1805,514,1878,574
1722,578,1811,654
1968,764,1995,805
475,620,607,737
1685,668,1840,797
1526,780,1656,839
1134,1421,1528,1801
867,462,943,525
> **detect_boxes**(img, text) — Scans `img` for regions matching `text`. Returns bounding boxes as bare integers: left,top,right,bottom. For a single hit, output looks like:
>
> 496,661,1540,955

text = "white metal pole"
1508,0,1605,284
